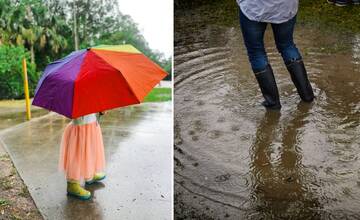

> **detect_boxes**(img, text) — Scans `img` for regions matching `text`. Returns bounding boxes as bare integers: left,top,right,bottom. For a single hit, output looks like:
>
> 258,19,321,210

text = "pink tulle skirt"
59,121,105,182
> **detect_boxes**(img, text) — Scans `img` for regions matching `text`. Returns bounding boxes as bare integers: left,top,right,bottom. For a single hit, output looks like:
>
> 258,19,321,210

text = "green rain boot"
67,181,91,200
85,173,106,185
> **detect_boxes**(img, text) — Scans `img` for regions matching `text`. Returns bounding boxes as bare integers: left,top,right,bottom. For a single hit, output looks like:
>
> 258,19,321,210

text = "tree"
0,45,38,99
3,0,68,65
0,0,13,45
0,0,171,85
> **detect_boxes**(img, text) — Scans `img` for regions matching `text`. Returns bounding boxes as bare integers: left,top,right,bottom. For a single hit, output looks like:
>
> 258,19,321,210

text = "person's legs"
254,65,281,109
239,9,268,72
59,121,106,200
239,8,281,109
59,123,91,200
272,16,314,102
271,16,301,63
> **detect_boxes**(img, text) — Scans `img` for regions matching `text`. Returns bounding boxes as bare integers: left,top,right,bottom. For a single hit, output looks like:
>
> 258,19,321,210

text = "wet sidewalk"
156,80,172,88
0,102,172,220
0,99,48,131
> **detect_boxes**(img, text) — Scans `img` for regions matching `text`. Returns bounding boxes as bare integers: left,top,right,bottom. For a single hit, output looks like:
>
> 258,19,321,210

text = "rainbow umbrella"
32,45,168,118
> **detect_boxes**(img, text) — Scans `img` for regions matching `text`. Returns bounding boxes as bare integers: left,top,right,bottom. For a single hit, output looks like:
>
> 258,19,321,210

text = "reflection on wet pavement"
174,7,360,220
0,108,48,130
0,102,172,219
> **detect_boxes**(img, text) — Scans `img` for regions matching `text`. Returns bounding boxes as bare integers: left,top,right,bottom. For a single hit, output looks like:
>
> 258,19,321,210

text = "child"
59,112,106,200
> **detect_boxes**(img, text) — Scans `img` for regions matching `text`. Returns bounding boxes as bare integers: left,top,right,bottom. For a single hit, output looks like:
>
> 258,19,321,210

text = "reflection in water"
0,108,48,130
250,104,320,219
63,183,105,220
352,34,360,61
100,105,150,161
352,34,360,72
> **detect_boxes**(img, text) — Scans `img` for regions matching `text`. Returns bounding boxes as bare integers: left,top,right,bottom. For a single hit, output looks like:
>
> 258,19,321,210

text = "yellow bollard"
22,58,31,120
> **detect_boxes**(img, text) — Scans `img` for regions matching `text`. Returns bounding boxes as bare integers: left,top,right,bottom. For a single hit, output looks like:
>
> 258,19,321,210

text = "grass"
176,0,360,34
298,0,360,34
0,99,29,108
0,155,9,161
0,198,9,206
10,214,22,220
18,186,30,198
143,88,172,102
0,178,12,190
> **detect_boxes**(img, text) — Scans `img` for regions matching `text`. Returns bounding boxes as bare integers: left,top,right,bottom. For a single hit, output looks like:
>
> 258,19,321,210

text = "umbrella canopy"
32,45,168,118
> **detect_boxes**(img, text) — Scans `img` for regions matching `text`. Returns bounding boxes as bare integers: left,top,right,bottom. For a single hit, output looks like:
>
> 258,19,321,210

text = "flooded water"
0,108,48,130
174,6,360,220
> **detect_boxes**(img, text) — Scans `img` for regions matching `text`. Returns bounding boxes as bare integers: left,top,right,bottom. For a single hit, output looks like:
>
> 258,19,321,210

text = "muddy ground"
0,142,42,220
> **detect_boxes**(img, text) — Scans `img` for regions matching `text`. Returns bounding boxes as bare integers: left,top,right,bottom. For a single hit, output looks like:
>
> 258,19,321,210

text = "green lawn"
298,0,360,34
143,88,172,102
176,0,360,34
0,99,29,108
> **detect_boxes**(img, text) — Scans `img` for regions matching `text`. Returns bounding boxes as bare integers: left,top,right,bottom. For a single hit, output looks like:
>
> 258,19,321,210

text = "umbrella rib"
90,52,142,102
115,68,141,103
34,50,86,96
45,50,86,78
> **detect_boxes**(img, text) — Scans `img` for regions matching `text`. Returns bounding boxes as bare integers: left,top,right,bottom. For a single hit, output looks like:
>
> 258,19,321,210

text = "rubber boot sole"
85,175,106,185
67,191,91,200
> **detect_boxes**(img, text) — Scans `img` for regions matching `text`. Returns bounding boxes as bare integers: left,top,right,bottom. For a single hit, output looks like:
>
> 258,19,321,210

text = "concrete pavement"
0,102,172,220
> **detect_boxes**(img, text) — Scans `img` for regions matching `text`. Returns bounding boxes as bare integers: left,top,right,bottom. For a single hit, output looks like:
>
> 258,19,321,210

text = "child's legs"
239,8,269,73
271,15,302,64
59,122,105,182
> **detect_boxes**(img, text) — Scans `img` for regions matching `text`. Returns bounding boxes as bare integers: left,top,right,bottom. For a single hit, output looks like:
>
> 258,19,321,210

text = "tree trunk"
30,44,35,64
82,0,90,45
73,3,79,50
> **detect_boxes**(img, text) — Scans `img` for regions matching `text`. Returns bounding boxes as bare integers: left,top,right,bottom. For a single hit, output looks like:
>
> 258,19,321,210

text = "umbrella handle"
97,111,106,125
97,112,102,125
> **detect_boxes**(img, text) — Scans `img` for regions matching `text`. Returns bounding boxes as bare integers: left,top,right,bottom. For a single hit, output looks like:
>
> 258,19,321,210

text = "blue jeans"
239,9,302,73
